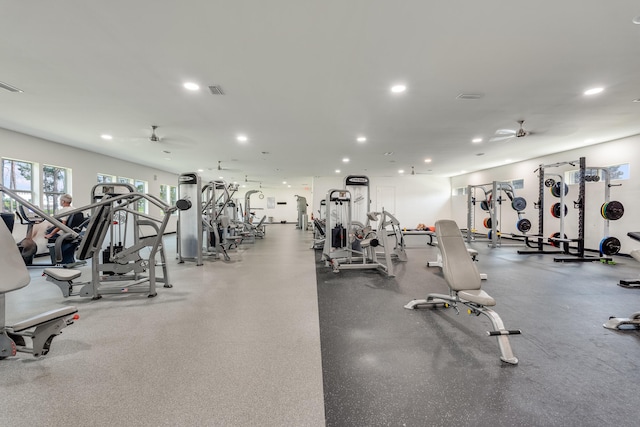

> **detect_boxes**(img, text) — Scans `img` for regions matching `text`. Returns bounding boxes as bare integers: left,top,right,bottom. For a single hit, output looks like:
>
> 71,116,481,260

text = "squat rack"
518,156,604,262
466,181,528,248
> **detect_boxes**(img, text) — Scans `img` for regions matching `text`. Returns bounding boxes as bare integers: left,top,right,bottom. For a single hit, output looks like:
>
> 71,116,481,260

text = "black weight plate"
516,218,531,233
600,236,621,255
549,232,568,247
601,201,624,220
544,178,556,188
483,217,492,229
551,203,568,218
511,197,527,211
480,200,489,211
550,182,569,197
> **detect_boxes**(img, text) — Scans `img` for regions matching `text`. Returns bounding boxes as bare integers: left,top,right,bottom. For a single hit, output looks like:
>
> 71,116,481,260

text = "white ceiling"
2,1,640,188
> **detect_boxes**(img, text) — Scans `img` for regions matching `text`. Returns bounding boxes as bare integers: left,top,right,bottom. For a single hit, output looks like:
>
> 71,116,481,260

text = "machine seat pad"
10,306,78,332
458,289,496,306
43,268,82,281
467,248,478,257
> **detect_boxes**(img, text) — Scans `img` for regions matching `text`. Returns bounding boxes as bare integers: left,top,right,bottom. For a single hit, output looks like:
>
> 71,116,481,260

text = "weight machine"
0,187,79,359
241,189,266,242
344,175,370,227
177,173,241,264
43,183,175,299
322,189,400,276
311,199,327,250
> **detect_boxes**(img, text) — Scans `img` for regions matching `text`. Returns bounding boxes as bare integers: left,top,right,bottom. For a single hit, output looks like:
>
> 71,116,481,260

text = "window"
42,164,70,215
452,187,467,196
97,174,148,213
2,158,34,213
135,179,148,213
608,163,630,181
565,163,630,184
160,184,178,214
97,173,115,183
511,179,524,190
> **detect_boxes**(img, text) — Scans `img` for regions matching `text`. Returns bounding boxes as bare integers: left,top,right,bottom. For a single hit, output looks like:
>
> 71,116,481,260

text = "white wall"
239,185,312,224
450,135,640,253
311,174,452,229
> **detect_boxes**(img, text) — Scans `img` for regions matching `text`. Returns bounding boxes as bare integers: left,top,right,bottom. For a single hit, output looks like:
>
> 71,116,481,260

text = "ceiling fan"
140,125,194,150
410,166,431,175
490,120,531,142
149,125,161,142
217,160,241,172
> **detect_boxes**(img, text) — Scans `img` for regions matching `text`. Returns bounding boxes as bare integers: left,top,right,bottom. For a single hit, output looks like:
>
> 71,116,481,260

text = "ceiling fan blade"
489,135,515,142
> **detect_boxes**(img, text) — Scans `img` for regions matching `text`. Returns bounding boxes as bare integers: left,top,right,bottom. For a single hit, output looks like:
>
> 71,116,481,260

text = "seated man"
44,194,74,240
44,194,86,264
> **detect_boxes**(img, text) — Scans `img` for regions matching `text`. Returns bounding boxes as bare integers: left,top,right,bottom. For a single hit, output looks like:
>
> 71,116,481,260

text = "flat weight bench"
1,219,78,359
43,268,83,298
405,219,520,364
604,232,640,330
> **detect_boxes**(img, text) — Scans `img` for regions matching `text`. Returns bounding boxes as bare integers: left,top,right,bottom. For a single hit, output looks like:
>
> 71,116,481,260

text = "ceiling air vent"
456,93,483,100
0,81,23,93
208,85,225,95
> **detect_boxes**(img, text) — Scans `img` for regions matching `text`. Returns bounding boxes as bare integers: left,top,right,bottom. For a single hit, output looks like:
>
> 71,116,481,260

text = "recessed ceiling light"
342,158,350,163
101,134,113,140
633,16,640,24
424,158,432,163
197,169,204,172
391,84,406,93
282,181,287,184
357,136,367,143
237,135,248,142
472,138,482,143
183,82,200,91
287,185,291,188
219,176,224,179
335,169,341,173
384,152,394,156
584,87,604,96
398,169,405,174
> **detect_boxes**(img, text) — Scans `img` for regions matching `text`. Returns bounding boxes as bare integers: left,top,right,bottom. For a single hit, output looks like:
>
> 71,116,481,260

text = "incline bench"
404,219,520,364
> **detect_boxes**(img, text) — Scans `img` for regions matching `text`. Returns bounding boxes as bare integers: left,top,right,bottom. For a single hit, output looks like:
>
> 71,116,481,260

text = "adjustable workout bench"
427,245,488,280
405,219,520,364
0,219,78,359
